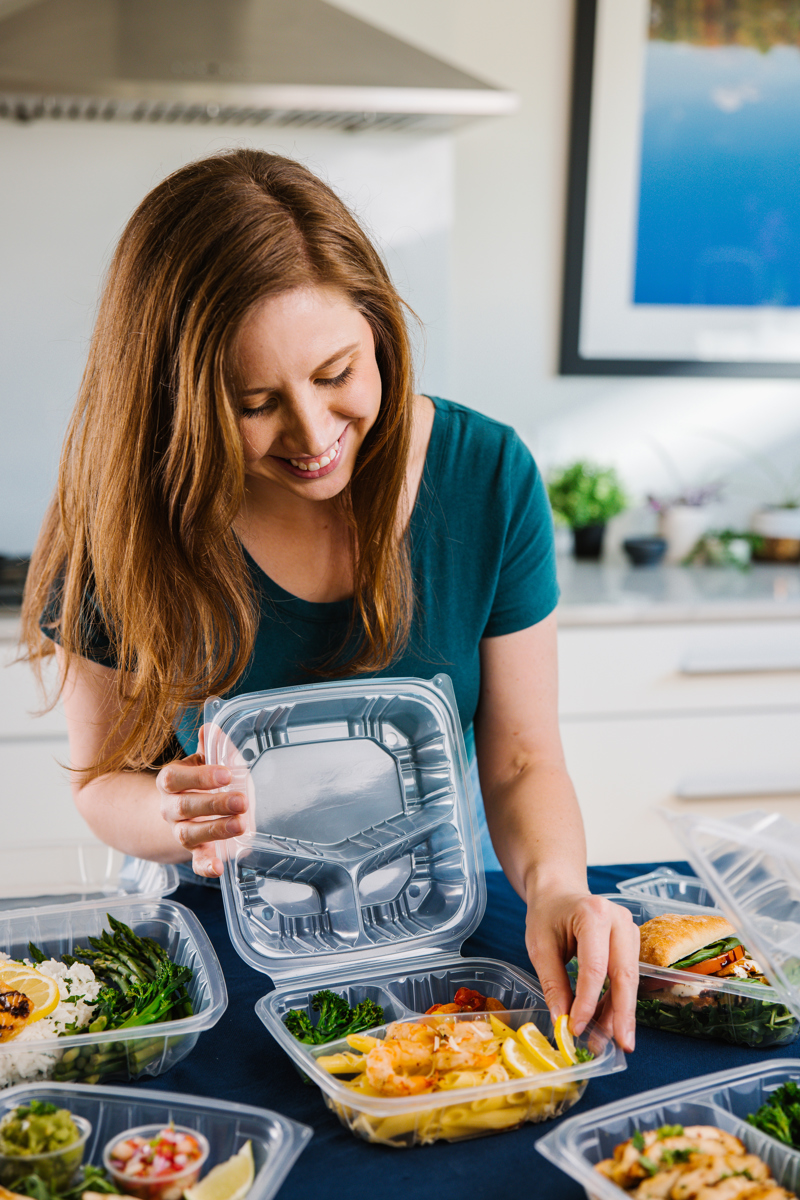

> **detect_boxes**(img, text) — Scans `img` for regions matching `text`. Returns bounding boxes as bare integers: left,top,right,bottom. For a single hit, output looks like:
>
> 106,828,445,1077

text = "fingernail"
549,1006,563,1023
228,794,247,813
215,768,231,786
572,1018,586,1036
226,816,243,835
626,1024,636,1048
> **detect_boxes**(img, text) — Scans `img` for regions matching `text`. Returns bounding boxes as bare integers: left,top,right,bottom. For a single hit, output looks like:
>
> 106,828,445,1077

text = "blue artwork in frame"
561,0,800,375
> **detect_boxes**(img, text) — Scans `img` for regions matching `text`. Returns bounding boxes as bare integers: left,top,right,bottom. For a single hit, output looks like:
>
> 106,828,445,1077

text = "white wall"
332,0,800,542
0,121,452,551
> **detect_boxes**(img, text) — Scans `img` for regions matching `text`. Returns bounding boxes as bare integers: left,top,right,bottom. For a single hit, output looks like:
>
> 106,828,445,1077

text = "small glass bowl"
102,1124,210,1200
0,1114,92,1191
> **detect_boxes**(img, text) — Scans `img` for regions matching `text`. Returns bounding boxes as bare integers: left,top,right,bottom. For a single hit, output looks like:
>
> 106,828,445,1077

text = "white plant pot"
751,507,800,540
658,505,714,564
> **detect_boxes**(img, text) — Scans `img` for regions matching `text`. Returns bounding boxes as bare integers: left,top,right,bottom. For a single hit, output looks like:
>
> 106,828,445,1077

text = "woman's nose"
282,393,336,455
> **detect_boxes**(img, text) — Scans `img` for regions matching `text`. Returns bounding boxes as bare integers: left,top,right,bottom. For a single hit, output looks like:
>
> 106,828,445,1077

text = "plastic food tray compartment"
538,1060,800,1200
205,674,627,1146
0,841,179,912
602,893,799,1048
0,900,227,1090
615,867,719,911
0,1081,311,1200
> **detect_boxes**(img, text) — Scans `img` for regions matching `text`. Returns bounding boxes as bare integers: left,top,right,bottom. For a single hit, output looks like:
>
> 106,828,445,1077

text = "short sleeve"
40,575,119,667
482,435,559,638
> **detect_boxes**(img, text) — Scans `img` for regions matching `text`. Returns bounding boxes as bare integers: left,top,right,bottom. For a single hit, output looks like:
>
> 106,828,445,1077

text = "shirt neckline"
244,396,446,623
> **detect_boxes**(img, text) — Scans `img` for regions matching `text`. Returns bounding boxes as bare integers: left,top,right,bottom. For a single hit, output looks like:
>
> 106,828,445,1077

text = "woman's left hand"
524,888,640,1053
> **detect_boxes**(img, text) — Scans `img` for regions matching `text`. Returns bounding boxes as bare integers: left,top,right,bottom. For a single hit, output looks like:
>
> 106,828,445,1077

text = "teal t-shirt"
46,398,559,753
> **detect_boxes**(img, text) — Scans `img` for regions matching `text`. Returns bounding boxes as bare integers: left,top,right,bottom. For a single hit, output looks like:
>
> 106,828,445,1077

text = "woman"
22,149,638,1051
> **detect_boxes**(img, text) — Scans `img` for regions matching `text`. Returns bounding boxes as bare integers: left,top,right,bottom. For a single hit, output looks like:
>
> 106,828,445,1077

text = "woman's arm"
57,646,246,871
474,612,640,1053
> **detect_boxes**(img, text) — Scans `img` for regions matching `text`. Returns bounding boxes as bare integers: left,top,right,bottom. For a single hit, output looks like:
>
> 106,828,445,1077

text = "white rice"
0,952,101,1089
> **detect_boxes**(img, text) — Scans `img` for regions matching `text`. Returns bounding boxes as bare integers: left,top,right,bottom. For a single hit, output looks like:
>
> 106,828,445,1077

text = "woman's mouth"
276,426,347,480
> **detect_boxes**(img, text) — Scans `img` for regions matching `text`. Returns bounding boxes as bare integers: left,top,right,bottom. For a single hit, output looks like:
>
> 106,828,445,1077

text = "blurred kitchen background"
2,0,800,863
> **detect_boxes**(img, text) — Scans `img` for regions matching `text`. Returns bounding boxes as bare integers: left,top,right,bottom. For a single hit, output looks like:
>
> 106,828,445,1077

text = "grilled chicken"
0,990,32,1042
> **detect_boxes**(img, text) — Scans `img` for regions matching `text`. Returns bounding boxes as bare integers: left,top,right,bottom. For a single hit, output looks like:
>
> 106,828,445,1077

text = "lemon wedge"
489,1013,517,1041
0,965,59,1023
554,1014,579,1065
184,1141,254,1200
517,1023,569,1072
501,1036,541,1078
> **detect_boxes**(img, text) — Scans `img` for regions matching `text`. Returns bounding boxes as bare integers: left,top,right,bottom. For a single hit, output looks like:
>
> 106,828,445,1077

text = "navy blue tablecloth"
145,865,800,1198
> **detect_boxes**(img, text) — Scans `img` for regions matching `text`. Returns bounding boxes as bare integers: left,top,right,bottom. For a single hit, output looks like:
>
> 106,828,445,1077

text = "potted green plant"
547,461,627,559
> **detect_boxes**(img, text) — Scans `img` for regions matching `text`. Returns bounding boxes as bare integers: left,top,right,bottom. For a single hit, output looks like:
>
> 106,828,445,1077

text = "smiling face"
234,285,383,503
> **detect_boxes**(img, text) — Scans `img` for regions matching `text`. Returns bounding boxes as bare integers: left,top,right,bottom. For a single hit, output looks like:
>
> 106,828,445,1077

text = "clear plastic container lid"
0,842,179,913
204,674,485,984
668,808,800,1024
615,866,720,910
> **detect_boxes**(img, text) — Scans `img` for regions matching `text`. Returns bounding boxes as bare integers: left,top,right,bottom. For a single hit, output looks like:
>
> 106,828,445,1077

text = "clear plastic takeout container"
537,1059,800,1200
0,841,179,913
668,809,800,1041
0,899,227,1089
615,866,719,910
0,1081,311,1200
600,892,800,1048
205,674,626,1146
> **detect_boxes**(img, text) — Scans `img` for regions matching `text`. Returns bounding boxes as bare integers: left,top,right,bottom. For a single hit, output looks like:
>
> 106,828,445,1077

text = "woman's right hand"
156,728,248,877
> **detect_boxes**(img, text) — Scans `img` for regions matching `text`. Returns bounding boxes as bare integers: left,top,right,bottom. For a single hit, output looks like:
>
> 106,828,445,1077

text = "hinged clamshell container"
615,867,718,911
600,892,800,1048
0,900,227,1090
205,675,626,1146
538,1060,800,1200
0,841,179,913
0,1081,311,1200
667,808,800,1042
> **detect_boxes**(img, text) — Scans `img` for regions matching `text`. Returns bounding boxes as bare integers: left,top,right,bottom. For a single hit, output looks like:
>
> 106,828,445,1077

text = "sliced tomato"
681,944,745,976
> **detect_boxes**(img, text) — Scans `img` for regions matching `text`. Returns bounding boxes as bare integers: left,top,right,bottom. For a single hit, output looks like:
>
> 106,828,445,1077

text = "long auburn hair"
21,149,416,777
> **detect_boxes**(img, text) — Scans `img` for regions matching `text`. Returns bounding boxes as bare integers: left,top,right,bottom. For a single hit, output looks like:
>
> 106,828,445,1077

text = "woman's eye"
316,364,353,388
240,397,278,419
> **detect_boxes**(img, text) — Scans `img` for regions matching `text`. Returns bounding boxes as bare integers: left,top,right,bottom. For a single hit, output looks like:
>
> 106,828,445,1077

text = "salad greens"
284,990,384,1045
671,936,743,971
746,1080,800,1148
636,992,798,1047
14,1164,119,1200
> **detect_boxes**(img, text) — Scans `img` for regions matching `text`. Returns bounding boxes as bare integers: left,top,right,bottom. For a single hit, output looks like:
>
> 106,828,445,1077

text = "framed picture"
562,0,800,376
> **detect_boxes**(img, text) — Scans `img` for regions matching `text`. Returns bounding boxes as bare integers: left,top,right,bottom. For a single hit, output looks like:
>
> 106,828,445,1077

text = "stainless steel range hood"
0,0,518,131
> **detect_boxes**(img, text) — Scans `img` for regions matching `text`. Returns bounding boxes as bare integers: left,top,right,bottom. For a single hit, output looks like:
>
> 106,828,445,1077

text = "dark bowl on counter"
623,536,667,567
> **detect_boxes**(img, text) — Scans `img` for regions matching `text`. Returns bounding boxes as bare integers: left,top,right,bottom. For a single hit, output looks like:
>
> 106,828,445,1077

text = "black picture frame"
560,0,800,378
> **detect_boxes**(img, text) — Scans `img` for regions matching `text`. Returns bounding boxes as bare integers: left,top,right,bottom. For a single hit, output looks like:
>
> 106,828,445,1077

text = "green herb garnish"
747,1080,800,1148
657,1124,684,1138
638,1155,659,1177
632,1129,645,1151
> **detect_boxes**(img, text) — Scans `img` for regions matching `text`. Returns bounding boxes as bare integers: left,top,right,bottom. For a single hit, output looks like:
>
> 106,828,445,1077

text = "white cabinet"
559,616,800,866
0,618,94,845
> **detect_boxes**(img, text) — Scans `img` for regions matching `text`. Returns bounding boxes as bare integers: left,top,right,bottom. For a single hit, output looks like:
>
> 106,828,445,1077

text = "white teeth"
290,460,298,467
298,462,308,470
307,462,320,471
319,456,331,467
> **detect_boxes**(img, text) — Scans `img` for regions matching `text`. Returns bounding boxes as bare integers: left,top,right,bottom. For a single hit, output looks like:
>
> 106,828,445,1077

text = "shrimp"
365,1038,436,1097
431,1020,498,1072
385,1021,437,1045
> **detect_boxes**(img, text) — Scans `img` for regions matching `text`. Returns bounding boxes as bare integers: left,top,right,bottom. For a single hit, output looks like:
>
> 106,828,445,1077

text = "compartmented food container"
0,900,227,1090
205,675,626,1147
0,1080,311,1200
0,841,179,912
615,867,719,911
537,1060,800,1200
602,893,800,1048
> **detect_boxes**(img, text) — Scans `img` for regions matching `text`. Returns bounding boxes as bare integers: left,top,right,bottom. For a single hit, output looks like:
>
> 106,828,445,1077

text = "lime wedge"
184,1141,254,1200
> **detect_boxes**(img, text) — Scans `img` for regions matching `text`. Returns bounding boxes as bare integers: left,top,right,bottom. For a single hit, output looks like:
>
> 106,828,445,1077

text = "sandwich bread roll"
639,913,737,968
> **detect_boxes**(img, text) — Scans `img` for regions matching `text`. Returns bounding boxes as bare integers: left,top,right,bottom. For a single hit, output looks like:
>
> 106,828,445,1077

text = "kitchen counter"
557,559,800,626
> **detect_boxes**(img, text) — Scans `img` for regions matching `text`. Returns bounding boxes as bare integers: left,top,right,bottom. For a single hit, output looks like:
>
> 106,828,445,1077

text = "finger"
570,903,613,1036
526,927,575,1023
607,914,641,1053
160,788,248,823
191,844,223,879
172,812,247,851
156,761,231,794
